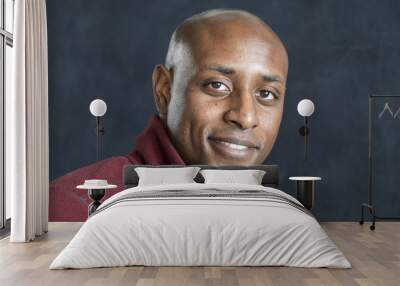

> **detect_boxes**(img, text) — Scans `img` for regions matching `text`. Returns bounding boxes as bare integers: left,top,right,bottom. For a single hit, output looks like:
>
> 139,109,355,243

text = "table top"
76,184,117,190
289,176,322,181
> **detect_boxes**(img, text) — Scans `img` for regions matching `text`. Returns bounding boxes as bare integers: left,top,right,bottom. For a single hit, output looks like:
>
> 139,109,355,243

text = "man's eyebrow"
204,65,235,75
262,74,284,83
204,64,284,83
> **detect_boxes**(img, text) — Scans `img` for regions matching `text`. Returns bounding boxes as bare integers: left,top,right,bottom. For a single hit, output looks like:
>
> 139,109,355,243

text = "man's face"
159,21,288,165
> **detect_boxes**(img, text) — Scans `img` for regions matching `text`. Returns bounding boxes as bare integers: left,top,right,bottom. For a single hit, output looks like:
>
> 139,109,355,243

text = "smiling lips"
215,140,250,150
208,136,259,159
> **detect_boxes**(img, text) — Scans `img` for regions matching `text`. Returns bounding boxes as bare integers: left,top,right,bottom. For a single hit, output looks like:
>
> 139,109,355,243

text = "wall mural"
47,0,400,222
49,8,289,221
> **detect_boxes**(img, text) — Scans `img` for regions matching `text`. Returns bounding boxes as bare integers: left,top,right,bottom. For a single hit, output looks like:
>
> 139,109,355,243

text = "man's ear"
152,64,172,119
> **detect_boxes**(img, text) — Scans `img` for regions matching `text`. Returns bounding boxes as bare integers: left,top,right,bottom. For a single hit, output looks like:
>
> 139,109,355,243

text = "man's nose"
223,90,259,130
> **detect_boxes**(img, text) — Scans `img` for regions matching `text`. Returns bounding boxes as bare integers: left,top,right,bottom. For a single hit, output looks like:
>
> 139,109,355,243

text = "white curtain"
7,0,49,242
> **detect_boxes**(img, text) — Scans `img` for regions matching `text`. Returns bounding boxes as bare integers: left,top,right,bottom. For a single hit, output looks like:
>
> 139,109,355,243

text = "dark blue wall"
47,0,400,220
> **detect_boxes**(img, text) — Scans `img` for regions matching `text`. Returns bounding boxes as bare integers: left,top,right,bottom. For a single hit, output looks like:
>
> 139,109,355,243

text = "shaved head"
152,9,289,165
165,9,288,74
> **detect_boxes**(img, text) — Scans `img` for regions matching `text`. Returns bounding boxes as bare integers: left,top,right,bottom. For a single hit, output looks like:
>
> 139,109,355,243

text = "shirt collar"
128,114,185,165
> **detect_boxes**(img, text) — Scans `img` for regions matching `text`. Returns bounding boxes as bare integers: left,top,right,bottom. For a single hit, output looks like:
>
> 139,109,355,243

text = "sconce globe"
89,99,107,117
297,99,315,117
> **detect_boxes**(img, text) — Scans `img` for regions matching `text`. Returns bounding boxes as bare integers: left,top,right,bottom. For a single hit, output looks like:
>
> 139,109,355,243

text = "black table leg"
88,189,105,216
296,181,315,210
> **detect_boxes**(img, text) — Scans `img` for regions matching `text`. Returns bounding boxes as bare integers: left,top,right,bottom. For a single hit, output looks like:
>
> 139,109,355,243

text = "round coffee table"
289,176,322,210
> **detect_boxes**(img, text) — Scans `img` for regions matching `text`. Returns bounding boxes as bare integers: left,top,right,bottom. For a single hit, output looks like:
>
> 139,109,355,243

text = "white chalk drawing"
378,103,400,119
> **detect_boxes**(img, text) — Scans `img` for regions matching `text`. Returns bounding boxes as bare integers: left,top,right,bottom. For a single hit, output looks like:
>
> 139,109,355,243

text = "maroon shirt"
49,114,185,221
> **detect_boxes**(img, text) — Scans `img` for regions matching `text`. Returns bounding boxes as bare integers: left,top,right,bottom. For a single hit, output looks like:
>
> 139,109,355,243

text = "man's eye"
258,90,276,100
207,81,230,92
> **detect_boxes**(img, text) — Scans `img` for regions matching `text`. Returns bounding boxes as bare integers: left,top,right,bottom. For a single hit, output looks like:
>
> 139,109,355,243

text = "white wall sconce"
89,99,107,161
297,99,315,160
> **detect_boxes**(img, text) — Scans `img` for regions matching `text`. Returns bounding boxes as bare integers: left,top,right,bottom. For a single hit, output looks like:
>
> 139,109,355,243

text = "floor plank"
0,222,399,286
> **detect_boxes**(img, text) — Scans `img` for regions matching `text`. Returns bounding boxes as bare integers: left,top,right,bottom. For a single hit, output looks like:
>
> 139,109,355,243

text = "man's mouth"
208,136,259,159
213,140,250,150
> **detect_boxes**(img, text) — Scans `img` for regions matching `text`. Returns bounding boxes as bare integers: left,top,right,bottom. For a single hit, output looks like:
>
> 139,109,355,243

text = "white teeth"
216,140,249,150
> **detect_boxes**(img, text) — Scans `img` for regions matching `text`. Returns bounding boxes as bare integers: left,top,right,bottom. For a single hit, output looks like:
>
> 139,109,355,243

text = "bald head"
165,9,288,74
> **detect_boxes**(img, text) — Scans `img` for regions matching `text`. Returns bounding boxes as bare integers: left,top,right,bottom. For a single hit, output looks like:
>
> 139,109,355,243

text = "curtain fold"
8,0,49,242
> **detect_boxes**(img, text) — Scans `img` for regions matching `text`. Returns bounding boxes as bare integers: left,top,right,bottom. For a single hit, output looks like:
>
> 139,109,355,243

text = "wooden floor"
0,222,399,286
